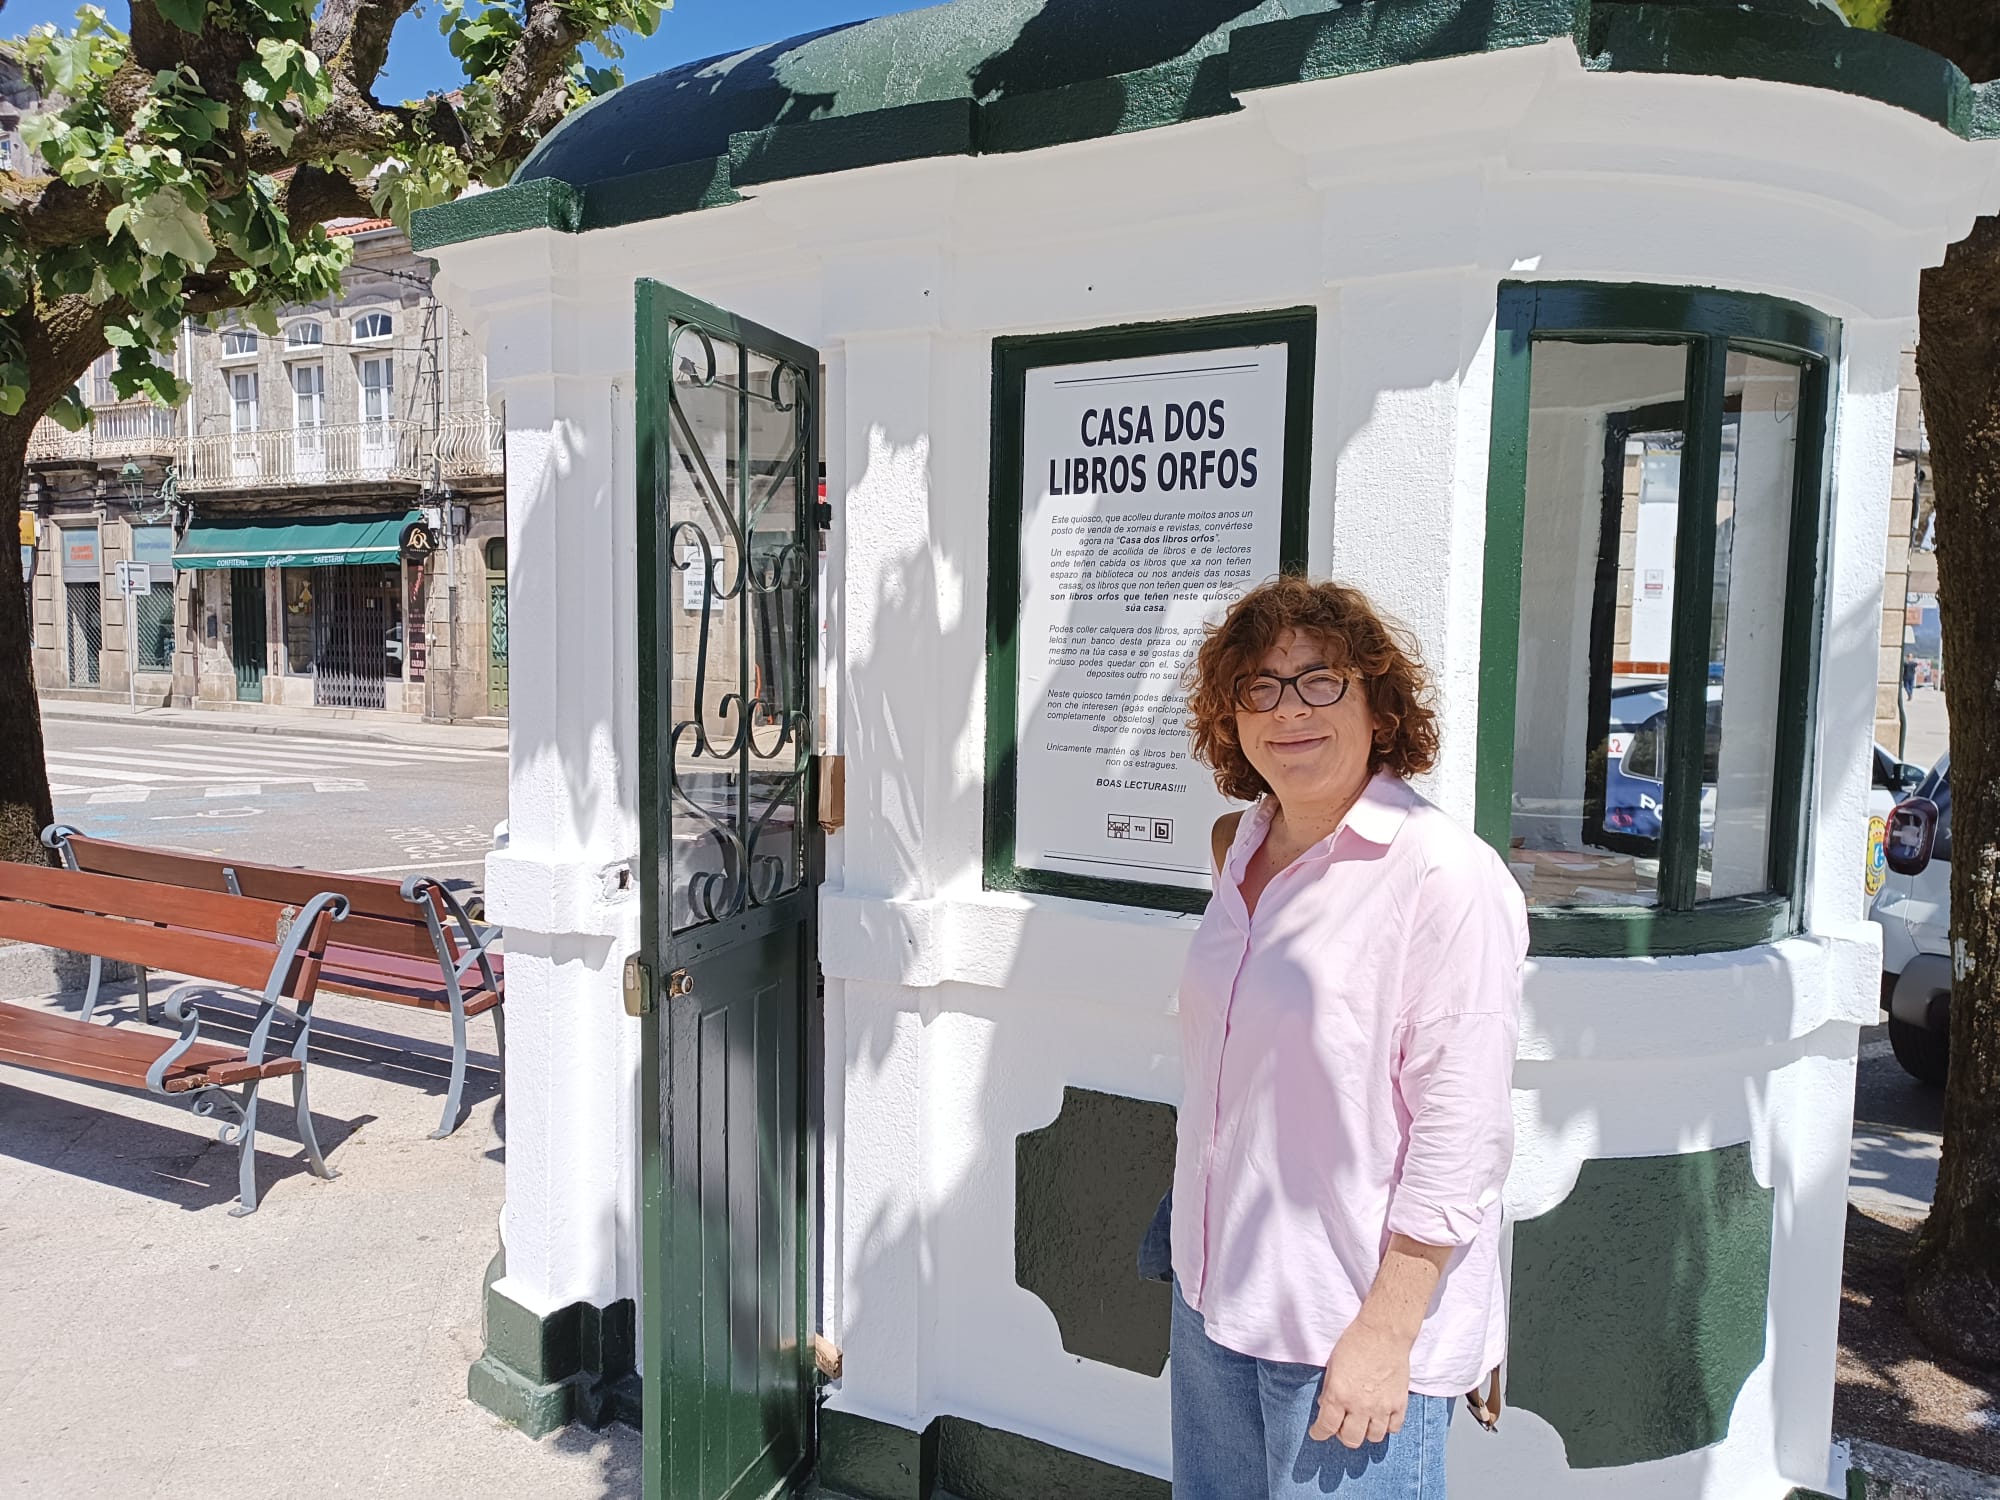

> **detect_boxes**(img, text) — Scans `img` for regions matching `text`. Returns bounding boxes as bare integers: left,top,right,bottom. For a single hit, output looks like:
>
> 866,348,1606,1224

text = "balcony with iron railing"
25,408,504,491
26,400,181,463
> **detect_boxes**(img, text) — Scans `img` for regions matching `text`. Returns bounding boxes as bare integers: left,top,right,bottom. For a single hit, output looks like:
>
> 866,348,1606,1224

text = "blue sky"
3,0,926,103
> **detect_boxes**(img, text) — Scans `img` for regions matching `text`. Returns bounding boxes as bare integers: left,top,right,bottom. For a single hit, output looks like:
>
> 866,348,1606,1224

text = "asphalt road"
42,715,508,886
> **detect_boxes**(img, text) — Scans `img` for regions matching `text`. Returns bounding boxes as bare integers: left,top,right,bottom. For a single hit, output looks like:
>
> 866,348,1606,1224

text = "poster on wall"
990,313,1312,910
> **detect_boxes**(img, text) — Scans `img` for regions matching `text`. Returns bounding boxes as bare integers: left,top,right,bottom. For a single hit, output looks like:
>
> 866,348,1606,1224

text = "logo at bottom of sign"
1107,813,1174,844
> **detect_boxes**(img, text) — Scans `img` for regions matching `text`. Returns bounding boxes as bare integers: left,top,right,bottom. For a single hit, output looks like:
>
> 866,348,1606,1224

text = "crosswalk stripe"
41,763,179,783
51,749,332,779
154,732,501,760
146,737,437,768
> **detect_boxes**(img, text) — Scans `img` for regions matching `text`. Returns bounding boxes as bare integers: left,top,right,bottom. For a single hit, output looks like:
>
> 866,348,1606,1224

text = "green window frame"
984,309,1316,914
1476,283,1837,958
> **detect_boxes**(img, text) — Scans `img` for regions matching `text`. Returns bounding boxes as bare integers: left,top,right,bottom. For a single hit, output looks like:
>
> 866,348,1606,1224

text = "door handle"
666,968,695,999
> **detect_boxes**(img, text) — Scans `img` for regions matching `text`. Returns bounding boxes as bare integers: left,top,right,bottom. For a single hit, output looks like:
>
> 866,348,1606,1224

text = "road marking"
312,779,367,792
152,732,504,760
60,747,339,777
207,784,259,798
152,806,264,822
148,737,447,768
44,763,177,782
87,788,150,805
338,857,490,875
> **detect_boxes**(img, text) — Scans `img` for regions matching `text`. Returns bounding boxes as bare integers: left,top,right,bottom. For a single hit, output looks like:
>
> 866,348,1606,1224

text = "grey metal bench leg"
292,1069,338,1181
492,1006,506,1093
79,955,103,1021
432,996,470,1140
228,1081,263,1217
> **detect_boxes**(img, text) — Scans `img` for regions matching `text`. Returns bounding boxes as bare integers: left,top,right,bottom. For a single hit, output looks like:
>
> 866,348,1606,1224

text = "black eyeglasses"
1235,668,1350,714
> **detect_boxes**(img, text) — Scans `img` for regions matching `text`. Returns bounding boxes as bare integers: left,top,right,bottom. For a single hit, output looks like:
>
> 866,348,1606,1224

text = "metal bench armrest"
40,824,81,872
403,875,501,996
241,891,350,1067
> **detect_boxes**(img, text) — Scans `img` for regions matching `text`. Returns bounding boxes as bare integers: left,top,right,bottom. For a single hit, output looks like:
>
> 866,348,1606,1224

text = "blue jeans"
1172,1281,1452,1499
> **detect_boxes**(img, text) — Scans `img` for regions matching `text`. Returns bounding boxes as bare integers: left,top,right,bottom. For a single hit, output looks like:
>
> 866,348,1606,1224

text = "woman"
1169,575,1526,1498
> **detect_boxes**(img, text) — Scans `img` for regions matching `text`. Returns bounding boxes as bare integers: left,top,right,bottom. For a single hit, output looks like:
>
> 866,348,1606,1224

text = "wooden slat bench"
0,861,348,1215
43,827,503,1138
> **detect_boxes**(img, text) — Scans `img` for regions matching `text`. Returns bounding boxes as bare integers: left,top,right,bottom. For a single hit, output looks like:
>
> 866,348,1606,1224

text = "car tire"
1889,1013,1949,1088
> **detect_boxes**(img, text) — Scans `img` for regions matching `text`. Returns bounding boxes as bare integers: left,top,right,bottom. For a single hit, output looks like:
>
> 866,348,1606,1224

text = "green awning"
174,511,422,570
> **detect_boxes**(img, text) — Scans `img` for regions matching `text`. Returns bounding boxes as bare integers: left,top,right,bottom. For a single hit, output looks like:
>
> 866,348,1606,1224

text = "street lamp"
119,461,143,507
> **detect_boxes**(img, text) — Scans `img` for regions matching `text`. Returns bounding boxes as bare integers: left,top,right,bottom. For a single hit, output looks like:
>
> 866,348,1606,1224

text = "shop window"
283,569,315,674
1481,285,1831,956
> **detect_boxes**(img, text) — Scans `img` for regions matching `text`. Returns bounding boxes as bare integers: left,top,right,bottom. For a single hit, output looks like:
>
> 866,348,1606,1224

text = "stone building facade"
21,218,507,723
1876,350,1937,758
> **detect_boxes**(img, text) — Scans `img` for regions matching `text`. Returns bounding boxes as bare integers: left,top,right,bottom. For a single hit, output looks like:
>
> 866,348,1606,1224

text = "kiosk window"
1481,284,1831,955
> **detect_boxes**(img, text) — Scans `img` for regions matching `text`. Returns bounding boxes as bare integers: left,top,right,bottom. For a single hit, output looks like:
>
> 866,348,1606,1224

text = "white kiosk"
413,2,2000,1494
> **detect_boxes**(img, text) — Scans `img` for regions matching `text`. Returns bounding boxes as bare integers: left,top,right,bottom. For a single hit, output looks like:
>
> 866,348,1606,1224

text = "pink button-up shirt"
1172,771,1527,1394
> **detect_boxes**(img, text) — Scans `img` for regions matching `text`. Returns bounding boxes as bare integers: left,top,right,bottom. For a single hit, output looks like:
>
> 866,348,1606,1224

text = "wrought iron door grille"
135,587,174,670
66,583,101,686
663,325,814,932
312,563,399,710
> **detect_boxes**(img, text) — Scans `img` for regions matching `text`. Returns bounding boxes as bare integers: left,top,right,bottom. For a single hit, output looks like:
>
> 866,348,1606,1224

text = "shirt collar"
1341,769,1415,848
1229,770,1412,878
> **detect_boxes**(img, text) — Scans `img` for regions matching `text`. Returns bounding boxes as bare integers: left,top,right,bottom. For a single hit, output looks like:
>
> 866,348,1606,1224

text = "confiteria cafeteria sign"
1012,340,1289,894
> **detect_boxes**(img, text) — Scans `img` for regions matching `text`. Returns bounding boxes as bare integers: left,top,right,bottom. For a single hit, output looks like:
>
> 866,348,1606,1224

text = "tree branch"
312,0,425,102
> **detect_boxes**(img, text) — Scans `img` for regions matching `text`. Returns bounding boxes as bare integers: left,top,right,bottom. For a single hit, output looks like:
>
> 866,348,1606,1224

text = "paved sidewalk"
0,969,632,1499
1849,1438,2000,1498
36,695,509,753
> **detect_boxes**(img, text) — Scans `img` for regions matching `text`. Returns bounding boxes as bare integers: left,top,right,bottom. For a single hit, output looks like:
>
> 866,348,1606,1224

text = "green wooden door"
230,567,267,701
637,281,820,1500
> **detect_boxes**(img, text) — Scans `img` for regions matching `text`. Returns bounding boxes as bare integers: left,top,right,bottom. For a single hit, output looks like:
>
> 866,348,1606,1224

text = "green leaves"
440,0,526,79
113,186,217,268
152,0,208,35
1837,0,1890,26
44,392,89,431
3,0,663,445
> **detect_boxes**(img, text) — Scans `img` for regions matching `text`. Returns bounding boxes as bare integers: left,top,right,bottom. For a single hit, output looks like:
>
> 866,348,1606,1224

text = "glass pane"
1510,340,1689,908
1702,354,1802,900
283,569,315,674
744,351,809,908
667,322,747,932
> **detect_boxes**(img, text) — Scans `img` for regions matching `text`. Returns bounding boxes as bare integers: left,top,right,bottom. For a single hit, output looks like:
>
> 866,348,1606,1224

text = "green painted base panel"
821,1411,1168,1500
1508,1143,1775,1470
465,1254,639,1441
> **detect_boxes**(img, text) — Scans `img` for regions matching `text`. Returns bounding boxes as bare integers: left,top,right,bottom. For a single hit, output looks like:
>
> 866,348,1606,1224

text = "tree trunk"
1888,1,2000,1369
1904,214,2000,1365
0,423,55,867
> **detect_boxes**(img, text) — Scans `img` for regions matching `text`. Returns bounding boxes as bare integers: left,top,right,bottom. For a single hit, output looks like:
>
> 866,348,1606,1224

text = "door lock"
666,968,695,999
622,954,653,1017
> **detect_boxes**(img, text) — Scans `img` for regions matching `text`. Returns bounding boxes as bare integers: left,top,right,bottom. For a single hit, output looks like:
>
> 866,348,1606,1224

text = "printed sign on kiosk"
987,311,1314,910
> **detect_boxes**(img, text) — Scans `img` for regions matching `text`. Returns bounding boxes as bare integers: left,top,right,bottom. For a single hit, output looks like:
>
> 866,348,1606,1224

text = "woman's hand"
1309,1233,1452,1449
1309,1315,1413,1449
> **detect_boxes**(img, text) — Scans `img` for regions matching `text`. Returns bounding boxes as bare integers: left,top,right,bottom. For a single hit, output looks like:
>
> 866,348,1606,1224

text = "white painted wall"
429,36,1999,1497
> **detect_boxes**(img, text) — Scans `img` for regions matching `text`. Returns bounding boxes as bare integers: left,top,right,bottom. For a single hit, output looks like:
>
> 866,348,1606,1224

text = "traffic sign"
117,560,153,598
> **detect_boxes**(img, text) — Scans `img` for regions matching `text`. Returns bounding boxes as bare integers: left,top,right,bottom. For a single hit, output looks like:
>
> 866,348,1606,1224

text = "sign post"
117,560,152,712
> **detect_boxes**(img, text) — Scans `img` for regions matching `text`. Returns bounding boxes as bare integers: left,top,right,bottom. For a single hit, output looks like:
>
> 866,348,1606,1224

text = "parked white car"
1870,753,1952,1085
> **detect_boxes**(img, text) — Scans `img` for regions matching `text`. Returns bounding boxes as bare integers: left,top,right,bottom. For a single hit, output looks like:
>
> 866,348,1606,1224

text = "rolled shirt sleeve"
1385,857,1528,1250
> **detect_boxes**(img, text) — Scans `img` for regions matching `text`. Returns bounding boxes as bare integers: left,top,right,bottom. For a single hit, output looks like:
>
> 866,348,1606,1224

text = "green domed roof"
413,0,1986,251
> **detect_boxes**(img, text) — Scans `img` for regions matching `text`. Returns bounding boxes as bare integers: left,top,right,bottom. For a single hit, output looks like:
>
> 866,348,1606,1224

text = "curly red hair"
1186,575,1439,803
